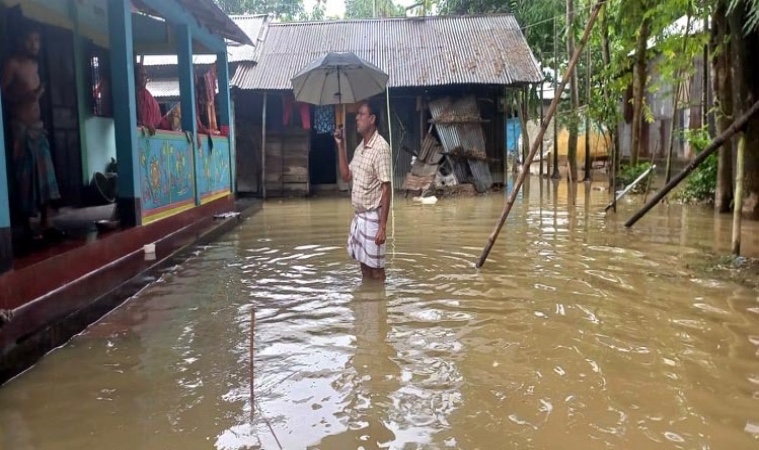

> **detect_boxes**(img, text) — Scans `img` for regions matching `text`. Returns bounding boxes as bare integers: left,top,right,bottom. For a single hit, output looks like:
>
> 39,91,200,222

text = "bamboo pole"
476,0,607,269
732,133,746,255
551,15,561,180
261,93,268,200
540,83,545,177
386,86,395,240
254,305,256,426
625,98,759,228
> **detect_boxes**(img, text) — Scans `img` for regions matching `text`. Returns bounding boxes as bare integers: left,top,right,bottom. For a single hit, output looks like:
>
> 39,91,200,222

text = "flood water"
2,178,759,449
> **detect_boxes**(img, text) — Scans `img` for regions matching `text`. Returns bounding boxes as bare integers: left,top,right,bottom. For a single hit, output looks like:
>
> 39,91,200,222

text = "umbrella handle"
337,105,346,133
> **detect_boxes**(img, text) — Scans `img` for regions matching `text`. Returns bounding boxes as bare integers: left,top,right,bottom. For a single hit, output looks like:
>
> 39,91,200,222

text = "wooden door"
41,25,82,206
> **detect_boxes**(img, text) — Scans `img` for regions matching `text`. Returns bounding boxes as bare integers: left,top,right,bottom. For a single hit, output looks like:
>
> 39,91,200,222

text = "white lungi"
347,209,385,269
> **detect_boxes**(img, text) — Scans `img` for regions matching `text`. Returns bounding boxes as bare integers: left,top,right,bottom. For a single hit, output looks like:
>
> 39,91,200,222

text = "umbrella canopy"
290,52,389,105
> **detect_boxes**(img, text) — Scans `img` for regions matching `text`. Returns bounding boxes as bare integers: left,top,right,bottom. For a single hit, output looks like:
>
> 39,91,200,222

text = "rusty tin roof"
232,14,543,90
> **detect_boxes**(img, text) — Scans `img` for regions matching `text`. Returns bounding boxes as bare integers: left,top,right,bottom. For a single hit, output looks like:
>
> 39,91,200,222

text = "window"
87,43,112,117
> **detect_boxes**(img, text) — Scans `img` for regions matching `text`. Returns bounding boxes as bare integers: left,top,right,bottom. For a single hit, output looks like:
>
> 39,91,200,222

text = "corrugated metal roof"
429,96,487,156
232,14,543,90
141,14,268,67
142,55,217,67
132,0,253,46
147,78,218,99
147,79,182,99
429,96,493,191
227,15,268,63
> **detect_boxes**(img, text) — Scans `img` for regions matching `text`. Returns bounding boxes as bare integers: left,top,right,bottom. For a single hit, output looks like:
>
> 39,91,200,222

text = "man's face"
356,104,375,135
136,66,148,88
23,32,41,57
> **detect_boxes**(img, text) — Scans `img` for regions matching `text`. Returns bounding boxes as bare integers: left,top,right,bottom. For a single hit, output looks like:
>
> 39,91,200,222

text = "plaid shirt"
349,130,391,212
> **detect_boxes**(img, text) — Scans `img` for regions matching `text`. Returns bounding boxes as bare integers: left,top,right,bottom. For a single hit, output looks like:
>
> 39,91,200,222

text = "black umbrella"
290,52,389,105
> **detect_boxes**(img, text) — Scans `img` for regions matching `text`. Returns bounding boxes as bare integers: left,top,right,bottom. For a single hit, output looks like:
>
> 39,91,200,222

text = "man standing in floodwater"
334,100,392,282
1,27,64,245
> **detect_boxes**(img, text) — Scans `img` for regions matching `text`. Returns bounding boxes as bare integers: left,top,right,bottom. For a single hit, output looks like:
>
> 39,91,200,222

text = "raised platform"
0,196,260,385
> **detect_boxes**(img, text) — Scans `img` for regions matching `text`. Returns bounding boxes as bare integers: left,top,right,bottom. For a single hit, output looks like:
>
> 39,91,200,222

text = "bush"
618,162,653,194
674,128,716,204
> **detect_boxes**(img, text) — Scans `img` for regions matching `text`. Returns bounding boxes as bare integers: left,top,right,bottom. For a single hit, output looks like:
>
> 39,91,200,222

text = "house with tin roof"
231,14,543,197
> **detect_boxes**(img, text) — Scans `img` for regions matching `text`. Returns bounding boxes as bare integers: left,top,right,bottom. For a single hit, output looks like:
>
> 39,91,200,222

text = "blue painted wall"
138,132,195,214
84,117,117,179
198,136,231,199
505,118,521,156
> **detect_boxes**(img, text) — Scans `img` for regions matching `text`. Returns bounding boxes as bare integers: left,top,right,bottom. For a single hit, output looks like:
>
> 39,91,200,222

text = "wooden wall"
264,129,310,196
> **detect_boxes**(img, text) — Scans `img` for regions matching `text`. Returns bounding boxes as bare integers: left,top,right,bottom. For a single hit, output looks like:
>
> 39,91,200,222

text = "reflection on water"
2,178,759,449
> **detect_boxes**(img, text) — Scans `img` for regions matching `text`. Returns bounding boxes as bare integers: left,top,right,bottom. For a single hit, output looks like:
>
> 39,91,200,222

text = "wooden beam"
217,51,234,194
108,0,142,226
176,23,200,206
0,75,11,273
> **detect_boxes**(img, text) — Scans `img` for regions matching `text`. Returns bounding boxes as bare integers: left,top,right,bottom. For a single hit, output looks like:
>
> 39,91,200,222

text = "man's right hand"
333,128,343,146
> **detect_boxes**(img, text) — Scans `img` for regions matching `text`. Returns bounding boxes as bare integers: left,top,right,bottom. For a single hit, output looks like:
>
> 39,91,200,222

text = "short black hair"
360,98,382,130
16,25,41,46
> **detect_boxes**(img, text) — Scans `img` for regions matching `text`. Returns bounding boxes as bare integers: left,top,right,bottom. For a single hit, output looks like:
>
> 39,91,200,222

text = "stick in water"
475,0,607,269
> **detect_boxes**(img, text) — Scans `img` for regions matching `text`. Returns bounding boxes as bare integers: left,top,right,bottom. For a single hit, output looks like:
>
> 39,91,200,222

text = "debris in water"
214,211,241,220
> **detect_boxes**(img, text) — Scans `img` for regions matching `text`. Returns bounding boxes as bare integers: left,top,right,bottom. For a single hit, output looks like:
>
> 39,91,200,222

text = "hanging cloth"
282,93,311,130
314,105,336,134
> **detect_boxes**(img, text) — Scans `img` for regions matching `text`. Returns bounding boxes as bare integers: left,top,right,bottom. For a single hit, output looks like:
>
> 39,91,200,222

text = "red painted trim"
0,196,235,311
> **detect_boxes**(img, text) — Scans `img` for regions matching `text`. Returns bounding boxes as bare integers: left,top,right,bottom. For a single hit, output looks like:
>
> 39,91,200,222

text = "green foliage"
214,0,303,19
437,0,563,62
728,0,759,33
345,0,405,18
618,162,653,193
674,128,718,204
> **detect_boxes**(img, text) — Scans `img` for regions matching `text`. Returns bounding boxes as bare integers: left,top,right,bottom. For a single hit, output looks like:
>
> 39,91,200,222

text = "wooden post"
504,96,509,179
217,51,234,193
732,133,746,255
476,0,606,268
583,45,592,181
551,16,561,180
0,80,11,273
176,23,200,205
521,86,529,167
262,93,267,200
108,0,141,226
540,83,544,177
625,98,759,228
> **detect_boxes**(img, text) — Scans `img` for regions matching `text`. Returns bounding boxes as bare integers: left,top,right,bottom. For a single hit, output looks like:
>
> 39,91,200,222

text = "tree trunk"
667,9,693,184
601,3,619,183
733,132,746,255
552,16,561,180
566,0,579,181
713,4,733,212
729,4,759,219
631,17,652,167
583,46,592,181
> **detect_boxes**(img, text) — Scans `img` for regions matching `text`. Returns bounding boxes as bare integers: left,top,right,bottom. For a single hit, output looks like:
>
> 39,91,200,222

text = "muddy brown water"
2,180,759,449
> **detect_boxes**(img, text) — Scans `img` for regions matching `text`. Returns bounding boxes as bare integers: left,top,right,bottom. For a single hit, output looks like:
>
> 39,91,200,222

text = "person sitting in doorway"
134,62,169,134
1,26,66,246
